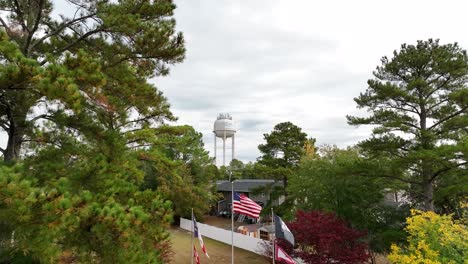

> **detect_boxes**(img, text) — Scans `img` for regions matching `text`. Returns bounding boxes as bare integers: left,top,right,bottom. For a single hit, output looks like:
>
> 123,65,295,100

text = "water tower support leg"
223,131,226,166
214,133,217,165
232,134,235,161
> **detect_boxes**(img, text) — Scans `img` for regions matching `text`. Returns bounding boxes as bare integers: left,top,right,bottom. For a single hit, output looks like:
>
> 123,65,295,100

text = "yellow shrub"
388,210,467,264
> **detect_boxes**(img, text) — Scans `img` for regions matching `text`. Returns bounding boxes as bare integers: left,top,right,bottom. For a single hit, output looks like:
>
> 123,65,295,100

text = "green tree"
0,131,174,263
218,159,245,180
256,122,311,215
0,0,189,262
140,125,218,219
258,122,309,190
258,122,308,170
0,0,185,162
288,146,407,256
434,168,467,217
347,39,468,211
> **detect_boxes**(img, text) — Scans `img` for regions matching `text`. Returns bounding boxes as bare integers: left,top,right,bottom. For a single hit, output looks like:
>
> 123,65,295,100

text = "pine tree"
0,0,185,162
348,39,468,211
0,1,190,262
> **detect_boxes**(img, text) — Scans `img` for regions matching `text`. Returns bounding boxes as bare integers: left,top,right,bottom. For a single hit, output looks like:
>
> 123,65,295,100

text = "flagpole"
272,207,275,264
191,208,194,264
231,180,234,264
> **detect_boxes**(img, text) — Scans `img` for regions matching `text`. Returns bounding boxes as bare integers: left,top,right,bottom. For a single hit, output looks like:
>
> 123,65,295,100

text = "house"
216,179,284,217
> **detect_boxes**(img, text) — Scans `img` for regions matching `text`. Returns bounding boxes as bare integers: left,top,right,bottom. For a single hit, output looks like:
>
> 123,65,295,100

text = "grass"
168,228,268,264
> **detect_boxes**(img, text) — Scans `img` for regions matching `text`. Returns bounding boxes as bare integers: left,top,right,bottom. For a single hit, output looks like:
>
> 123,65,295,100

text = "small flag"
193,215,209,258
233,192,262,219
193,245,200,264
274,214,295,246
276,243,296,264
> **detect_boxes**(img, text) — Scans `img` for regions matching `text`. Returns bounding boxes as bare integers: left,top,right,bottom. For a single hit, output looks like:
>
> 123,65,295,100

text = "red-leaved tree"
278,210,369,264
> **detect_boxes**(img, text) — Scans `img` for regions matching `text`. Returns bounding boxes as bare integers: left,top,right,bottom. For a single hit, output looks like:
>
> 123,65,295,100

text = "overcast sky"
2,0,468,163
154,0,468,163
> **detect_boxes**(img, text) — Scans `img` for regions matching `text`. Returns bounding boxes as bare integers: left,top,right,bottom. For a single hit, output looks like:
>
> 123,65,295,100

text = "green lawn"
169,228,268,264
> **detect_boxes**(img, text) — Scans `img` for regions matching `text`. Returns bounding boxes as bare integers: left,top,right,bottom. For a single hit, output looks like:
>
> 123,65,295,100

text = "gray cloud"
4,0,468,165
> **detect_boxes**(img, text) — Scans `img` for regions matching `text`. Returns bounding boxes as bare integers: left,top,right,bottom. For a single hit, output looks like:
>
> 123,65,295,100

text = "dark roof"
216,179,283,192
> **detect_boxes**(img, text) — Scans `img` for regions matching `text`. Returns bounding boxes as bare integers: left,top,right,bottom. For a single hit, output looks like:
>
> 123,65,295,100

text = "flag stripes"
193,214,209,258
233,192,262,219
193,245,200,264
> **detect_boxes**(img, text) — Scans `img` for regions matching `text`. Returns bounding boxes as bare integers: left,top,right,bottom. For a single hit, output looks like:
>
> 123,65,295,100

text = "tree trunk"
283,175,288,197
419,95,434,212
422,178,434,211
4,117,25,162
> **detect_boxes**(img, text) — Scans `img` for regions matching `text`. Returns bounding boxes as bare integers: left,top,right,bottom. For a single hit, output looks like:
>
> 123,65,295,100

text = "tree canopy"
0,0,185,162
347,39,468,211
257,122,312,214
0,1,218,263
258,121,309,170
288,146,408,256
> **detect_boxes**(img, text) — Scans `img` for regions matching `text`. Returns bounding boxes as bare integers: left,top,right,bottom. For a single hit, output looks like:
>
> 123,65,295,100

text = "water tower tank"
213,113,236,137
213,113,236,167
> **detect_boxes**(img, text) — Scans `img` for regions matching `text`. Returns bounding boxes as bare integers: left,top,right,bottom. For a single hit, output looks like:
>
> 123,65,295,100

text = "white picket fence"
179,218,266,255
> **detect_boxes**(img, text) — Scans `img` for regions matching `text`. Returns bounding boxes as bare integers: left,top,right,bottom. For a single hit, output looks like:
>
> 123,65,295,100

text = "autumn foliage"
388,210,467,264
278,210,369,264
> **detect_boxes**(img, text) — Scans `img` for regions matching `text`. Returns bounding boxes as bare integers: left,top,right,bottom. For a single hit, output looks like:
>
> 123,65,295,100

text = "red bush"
282,210,369,264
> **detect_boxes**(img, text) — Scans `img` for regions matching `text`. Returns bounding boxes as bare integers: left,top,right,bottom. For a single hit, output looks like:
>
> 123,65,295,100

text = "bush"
388,210,467,264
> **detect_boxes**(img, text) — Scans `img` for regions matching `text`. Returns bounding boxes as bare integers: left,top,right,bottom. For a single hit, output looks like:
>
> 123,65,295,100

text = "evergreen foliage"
257,122,312,214
0,1,215,263
348,39,468,211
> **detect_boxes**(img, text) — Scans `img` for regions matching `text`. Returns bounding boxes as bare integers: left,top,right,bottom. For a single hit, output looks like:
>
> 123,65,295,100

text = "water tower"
213,113,236,166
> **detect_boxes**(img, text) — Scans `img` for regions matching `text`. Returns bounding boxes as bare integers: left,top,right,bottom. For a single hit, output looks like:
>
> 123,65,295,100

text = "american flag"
233,192,262,219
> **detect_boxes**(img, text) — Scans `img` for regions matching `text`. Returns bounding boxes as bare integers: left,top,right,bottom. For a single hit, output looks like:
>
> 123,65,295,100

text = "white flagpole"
231,181,234,264
191,208,194,264
272,208,275,264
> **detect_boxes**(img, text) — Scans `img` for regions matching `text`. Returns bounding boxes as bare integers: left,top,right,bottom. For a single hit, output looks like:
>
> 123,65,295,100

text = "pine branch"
30,12,97,52
0,120,9,131
381,103,420,115
13,0,28,33
392,98,421,115
29,114,54,123
24,0,44,55
116,114,162,129
429,106,468,130
408,167,422,173
0,17,11,35
39,28,104,65
427,98,450,112
126,138,147,145
425,76,451,100
358,170,420,185
429,161,467,182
